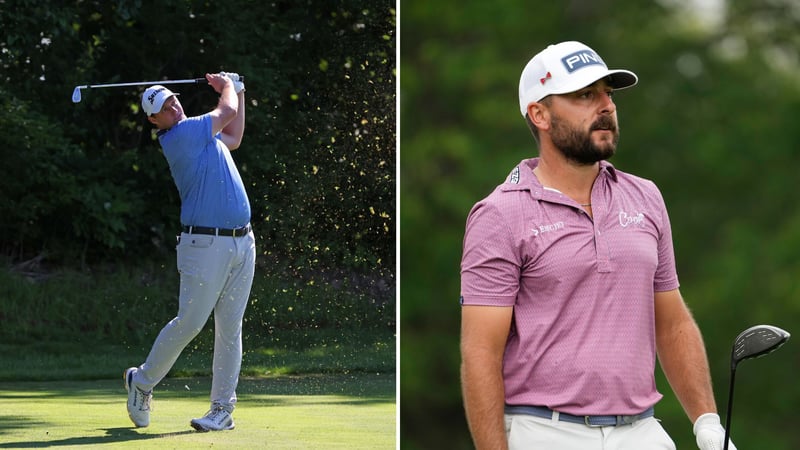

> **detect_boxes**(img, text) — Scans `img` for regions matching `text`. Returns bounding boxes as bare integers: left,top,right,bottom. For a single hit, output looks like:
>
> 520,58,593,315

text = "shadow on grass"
0,427,196,448
0,373,396,448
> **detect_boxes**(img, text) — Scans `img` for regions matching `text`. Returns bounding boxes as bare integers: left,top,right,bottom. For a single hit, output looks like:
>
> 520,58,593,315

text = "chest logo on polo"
619,211,645,228
531,221,565,237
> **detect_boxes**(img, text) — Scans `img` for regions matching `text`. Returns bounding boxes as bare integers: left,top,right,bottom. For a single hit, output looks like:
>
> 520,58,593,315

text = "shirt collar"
499,158,618,195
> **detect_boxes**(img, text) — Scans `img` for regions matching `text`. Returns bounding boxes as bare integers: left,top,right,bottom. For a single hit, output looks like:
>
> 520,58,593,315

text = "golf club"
723,324,790,450
71,76,243,103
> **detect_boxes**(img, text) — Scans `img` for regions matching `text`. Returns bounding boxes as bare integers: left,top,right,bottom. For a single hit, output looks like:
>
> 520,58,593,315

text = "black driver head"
731,324,790,368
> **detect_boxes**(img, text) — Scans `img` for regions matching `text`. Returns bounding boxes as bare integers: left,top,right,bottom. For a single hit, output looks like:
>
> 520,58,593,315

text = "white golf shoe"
124,367,152,427
190,405,235,432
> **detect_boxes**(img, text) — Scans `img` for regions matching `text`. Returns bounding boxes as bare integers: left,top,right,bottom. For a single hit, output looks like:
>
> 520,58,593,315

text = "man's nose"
599,92,615,114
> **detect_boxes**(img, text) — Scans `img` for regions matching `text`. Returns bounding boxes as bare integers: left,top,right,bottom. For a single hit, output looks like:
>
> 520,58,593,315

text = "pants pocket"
186,235,214,248
177,234,216,277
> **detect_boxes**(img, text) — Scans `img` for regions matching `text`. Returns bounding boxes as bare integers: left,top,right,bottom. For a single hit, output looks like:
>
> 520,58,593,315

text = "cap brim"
551,69,638,95
606,69,638,90
518,66,638,117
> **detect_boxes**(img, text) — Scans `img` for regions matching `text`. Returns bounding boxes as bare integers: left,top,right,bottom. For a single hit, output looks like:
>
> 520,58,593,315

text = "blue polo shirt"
158,114,250,228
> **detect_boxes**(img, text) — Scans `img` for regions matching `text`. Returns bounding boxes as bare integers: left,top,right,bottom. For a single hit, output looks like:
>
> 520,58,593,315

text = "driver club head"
731,324,790,369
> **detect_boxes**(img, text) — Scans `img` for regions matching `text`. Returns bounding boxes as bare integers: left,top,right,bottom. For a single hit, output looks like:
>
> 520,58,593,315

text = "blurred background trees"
401,0,800,448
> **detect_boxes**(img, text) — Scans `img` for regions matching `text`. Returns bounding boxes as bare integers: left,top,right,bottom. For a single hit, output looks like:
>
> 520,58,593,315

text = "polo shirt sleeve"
460,200,520,306
652,186,680,292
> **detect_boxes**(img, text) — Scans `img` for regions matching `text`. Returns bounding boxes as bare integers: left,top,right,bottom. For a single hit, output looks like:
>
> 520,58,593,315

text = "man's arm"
206,72,238,138
461,305,513,450
655,288,717,422
220,89,245,150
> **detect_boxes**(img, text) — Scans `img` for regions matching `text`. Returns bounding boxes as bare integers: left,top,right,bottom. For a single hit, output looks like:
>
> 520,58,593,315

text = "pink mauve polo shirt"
460,157,680,416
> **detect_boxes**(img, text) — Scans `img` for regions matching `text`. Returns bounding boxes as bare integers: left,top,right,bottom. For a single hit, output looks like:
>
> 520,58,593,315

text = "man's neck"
533,152,600,204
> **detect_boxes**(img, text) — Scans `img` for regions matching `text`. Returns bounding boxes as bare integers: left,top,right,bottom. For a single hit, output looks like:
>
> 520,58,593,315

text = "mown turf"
0,331,395,382
0,374,396,449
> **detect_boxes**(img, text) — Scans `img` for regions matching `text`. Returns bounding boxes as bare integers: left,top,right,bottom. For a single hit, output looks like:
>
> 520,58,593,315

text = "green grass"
0,261,394,349
0,263,396,381
0,263,397,448
0,331,395,382
0,374,396,449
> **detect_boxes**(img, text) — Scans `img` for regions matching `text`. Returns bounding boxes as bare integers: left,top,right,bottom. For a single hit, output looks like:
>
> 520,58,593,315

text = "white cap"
518,41,638,116
141,85,179,116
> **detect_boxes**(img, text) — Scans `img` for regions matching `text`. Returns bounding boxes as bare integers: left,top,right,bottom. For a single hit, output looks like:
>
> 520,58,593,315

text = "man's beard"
549,114,619,165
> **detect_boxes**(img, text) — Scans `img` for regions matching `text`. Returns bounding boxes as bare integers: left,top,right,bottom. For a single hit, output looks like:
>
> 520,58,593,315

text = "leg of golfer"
209,231,256,410
133,233,245,390
506,414,676,450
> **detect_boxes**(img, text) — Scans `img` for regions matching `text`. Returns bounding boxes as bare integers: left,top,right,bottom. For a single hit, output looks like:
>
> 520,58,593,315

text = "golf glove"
221,71,245,93
693,413,737,450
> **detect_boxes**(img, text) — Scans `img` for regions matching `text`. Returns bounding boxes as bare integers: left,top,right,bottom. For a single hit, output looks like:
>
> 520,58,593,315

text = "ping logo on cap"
561,50,605,73
147,87,166,105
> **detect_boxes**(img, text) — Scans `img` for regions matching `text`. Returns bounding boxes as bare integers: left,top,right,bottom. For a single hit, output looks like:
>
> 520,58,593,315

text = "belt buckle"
583,414,637,427
618,414,638,425
583,415,629,427
583,416,605,428
583,411,643,428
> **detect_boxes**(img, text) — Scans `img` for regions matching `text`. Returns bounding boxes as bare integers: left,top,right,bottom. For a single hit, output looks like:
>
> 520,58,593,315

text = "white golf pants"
505,413,677,450
133,230,256,411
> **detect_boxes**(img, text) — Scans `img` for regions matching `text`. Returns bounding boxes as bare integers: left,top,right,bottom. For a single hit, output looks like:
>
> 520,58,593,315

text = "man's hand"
221,71,245,93
206,72,233,94
694,413,737,450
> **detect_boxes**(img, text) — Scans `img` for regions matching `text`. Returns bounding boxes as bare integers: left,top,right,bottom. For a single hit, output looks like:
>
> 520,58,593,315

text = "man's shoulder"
607,164,660,189
162,114,213,143
612,165,653,184
175,114,210,129
473,159,535,201
608,165,666,207
600,161,655,186
468,161,537,221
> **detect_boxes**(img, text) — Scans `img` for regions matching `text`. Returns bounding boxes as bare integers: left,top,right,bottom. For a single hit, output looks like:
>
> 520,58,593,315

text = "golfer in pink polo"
459,41,736,450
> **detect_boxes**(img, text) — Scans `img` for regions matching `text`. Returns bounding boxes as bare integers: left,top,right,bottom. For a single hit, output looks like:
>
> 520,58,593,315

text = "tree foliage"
401,1,800,449
0,0,396,289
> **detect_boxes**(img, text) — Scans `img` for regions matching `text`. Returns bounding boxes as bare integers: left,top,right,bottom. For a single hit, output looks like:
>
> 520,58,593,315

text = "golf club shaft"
723,367,736,450
76,78,208,90
71,75,243,103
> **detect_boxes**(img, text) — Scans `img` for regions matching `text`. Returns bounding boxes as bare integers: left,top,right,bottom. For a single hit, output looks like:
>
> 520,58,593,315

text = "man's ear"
527,102,550,133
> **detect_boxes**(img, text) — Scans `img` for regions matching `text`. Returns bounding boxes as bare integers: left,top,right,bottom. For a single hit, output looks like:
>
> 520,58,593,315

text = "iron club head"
731,324,790,369
71,86,83,103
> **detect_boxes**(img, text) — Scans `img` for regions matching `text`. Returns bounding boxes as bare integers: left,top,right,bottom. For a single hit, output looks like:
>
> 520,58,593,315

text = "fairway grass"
0,373,395,449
